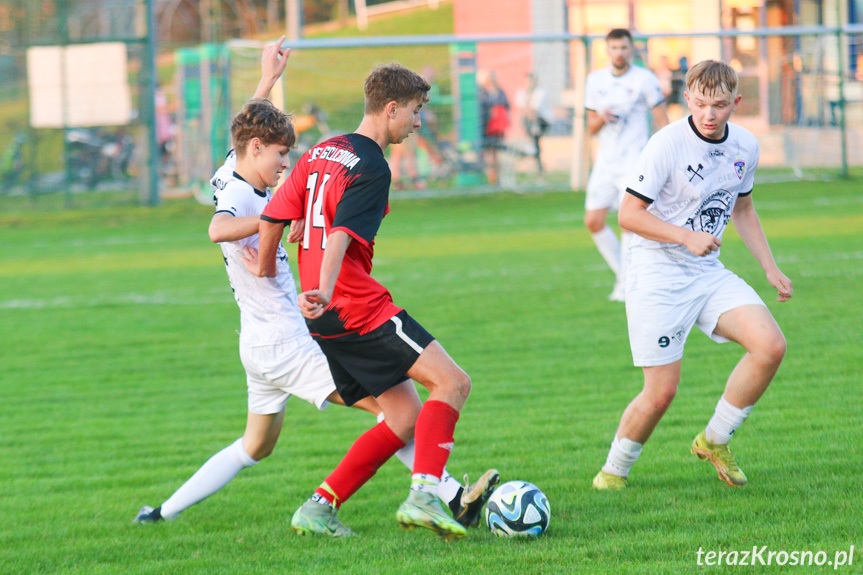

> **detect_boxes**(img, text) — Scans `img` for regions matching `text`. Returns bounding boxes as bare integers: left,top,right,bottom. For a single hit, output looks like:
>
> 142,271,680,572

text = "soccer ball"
485,480,550,537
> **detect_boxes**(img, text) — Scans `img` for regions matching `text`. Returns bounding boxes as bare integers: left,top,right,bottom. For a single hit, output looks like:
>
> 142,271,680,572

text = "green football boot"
592,470,628,491
396,489,467,540
691,431,748,487
291,499,356,538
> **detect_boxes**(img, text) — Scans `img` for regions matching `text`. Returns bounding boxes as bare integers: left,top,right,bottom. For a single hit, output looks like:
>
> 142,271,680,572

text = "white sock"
379,411,461,504
438,471,463,504
591,226,621,276
160,438,258,520
410,473,440,495
392,440,460,503
601,436,643,478
706,396,754,445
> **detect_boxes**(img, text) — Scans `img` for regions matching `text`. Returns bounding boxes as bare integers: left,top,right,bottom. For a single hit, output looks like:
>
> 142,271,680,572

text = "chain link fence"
0,0,158,212
170,27,862,204
2,20,861,211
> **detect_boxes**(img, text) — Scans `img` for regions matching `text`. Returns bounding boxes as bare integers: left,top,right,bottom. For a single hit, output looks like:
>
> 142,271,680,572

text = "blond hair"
685,60,738,98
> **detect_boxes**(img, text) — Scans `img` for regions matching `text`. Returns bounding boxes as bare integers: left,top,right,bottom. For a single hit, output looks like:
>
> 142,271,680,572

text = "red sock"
314,421,405,507
412,400,460,478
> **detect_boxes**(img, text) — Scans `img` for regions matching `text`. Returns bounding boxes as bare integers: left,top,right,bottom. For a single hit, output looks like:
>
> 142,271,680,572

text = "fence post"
836,24,849,178
451,42,483,187
58,0,71,208
568,35,590,192
144,0,160,205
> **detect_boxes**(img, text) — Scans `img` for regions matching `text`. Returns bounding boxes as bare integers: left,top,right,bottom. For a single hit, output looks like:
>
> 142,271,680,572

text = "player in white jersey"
593,60,792,491
134,39,498,528
584,28,668,301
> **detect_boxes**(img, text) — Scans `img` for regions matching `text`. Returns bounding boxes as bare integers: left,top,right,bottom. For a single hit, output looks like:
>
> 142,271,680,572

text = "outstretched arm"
252,36,290,100
731,194,793,302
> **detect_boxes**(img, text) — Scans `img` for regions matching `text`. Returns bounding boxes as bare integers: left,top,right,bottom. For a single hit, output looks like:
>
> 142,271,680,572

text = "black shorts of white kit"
312,310,435,406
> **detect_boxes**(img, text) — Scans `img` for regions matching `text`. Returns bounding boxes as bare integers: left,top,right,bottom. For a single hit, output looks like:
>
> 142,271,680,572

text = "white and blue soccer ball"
485,480,550,537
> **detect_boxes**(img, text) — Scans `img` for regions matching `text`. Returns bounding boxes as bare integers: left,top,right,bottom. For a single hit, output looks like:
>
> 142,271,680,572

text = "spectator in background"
155,89,177,181
389,67,443,190
478,69,509,186
421,66,442,128
670,56,689,106
655,55,674,101
655,55,684,121
416,66,448,176
155,89,174,160
388,136,424,190
516,72,554,180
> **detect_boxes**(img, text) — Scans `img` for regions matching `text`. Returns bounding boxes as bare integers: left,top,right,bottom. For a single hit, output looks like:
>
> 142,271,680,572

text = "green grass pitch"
1,180,861,574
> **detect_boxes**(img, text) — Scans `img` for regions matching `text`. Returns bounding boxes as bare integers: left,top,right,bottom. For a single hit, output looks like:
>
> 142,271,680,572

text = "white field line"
0,291,229,310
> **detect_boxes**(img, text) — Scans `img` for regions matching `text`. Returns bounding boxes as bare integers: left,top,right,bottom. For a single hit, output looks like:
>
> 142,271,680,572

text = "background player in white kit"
134,40,496,526
593,60,793,490
584,28,668,301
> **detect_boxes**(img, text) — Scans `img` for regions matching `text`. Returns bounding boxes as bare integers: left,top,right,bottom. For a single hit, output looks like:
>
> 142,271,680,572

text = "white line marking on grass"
375,264,576,285
813,195,863,207
756,195,863,211
777,251,863,264
0,297,74,309
29,236,178,249
798,268,863,278
0,292,230,309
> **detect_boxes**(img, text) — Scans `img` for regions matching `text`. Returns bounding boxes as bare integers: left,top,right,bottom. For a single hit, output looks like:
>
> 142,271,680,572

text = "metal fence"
0,0,158,212
2,23,861,211
169,26,863,203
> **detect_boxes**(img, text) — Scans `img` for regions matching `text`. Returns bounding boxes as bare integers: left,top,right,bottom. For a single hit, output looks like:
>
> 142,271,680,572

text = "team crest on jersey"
734,160,746,180
685,189,734,235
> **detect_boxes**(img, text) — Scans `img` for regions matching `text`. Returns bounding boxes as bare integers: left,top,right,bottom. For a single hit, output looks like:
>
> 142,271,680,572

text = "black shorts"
313,310,435,406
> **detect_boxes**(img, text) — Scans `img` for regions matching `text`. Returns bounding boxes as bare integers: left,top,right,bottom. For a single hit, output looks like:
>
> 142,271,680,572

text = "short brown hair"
231,98,296,157
364,63,430,114
606,28,633,43
685,60,739,98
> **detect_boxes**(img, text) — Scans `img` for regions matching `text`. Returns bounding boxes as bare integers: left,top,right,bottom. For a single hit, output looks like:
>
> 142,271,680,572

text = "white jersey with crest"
212,151,308,347
624,116,759,284
584,65,665,168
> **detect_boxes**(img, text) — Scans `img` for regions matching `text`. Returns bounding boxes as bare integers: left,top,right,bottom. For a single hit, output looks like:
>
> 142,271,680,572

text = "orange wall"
454,0,534,110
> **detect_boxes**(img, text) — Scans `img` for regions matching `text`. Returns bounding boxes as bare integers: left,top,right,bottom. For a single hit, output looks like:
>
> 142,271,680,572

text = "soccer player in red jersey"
247,63,488,539
135,45,496,531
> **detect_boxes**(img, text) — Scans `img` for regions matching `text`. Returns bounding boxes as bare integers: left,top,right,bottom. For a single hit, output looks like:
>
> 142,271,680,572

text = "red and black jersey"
262,133,401,337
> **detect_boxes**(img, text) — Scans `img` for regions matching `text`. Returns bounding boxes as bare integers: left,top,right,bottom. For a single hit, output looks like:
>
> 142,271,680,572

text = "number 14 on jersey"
303,171,329,250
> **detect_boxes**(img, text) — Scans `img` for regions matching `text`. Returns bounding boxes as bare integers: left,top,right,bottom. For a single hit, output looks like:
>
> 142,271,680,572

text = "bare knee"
452,370,471,402
759,331,787,367
438,369,471,408
585,211,606,234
